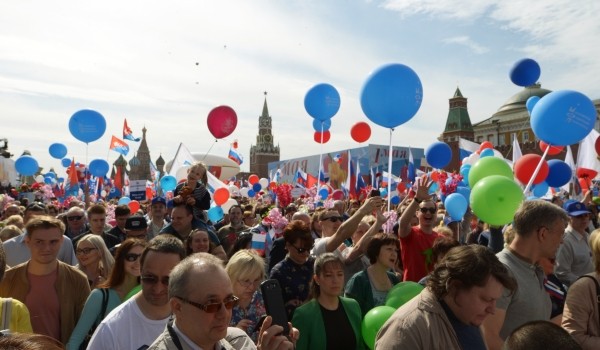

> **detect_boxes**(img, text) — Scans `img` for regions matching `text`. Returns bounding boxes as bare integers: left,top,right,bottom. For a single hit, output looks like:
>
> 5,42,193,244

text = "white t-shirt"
87,296,169,350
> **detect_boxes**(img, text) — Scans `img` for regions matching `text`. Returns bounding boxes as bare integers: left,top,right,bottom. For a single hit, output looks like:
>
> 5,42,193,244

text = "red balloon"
248,174,259,185
577,167,598,180
213,187,230,206
595,137,600,157
350,122,371,143
479,141,494,152
539,141,564,156
207,106,238,139
128,200,140,213
514,154,549,185
579,177,591,192
397,183,406,192
331,189,345,200
314,131,331,144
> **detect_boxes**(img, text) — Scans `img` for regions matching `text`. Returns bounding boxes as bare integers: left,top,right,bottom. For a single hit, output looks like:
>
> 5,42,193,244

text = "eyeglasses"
76,247,97,255
291,244,313,254
140,275,170,286
419,207,436,214
67,215,83,221
238,278,262,288
124,253,141,262
175,295,239,313
322,216,342,223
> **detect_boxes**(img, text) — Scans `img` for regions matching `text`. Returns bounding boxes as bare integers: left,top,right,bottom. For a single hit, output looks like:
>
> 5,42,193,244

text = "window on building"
499,134,506,146
523,131,530,141
487,134,494,142
477,136,484,143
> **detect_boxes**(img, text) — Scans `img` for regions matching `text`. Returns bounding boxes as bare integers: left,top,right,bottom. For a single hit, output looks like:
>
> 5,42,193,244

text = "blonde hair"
77,234,115,279
0,224,22,242
189,161,208,185
225,250,265,284
5,215,24,230
591,229,600,273
436,226,454,239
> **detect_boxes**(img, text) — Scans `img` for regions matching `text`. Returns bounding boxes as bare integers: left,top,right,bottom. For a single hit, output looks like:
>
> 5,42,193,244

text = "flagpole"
202,139,218,161
523,145,550,194
386,129,394,215
167,143,183,174
317,122,324,203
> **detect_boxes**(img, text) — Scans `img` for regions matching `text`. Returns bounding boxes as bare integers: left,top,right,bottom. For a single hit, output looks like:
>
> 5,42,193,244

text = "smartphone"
369,189,381,198
260,279,290,336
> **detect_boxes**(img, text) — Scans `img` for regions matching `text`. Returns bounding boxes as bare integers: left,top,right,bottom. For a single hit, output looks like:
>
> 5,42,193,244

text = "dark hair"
0,333,64,350
140,235,186,269
366,233,400,264
25,215,65,237
431,236,461,265
98,238,147,289
87,204,106,217
0,243,5,281
513,200,568,238
309,253,343,299
173,203,193,216
503,320,581,350
229,231,253,258
114,204,131,217
427,245,516,299
185,229,214,256
228,205,243,215
283,220,313,246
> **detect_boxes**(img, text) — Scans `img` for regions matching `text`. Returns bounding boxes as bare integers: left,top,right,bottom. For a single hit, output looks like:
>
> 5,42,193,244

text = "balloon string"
387,128,394,216
202,139,218,161
523,145,550,194
317,123,324,203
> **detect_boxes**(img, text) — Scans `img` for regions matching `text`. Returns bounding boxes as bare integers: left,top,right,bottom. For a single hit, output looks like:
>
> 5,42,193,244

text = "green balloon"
468,156,513,188
361,306,396,350
385,282,424,309
470,175,524,226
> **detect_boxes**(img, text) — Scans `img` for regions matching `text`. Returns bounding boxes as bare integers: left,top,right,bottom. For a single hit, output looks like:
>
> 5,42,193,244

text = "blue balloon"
532,182,549,198
526,96,540,114
68,109,106,143
15,156,39,176
456,186,471,205
444,193,468,221
425,142,452,169
45,172,56,179
207,206,224,223
531,90,596,146
319,188,328,200
160,175,177,191
118,197,131,205
360,63,423,128
57,177,65,183
479,148,495,158
304,83,341,121
44,177,53,185
107,187,121,199
61,158,71,167
391,195,400,205
428,182,439,194
247,189,256,197
89,159,109,177
252,183,262,192
380,188,388,198
312,118,332,132
546,159,572,187
48,143,68,159
509,58,541,87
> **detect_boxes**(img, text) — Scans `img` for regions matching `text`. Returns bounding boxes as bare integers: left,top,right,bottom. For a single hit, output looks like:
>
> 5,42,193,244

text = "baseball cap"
125,216,148,231
565,201,591,217
151,197,167,206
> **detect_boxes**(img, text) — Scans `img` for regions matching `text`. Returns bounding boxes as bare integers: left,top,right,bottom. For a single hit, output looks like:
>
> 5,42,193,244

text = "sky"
1,0,599,175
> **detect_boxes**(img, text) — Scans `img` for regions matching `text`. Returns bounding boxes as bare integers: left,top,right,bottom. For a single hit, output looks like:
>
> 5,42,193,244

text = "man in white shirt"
88,235,186,350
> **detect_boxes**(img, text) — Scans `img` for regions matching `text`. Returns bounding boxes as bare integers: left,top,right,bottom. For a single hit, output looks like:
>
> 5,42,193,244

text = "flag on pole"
512,137,523,169
168,143,195,176
356,161,366,194
408,147,416,183
577,129,600,176
123,119,141,142
66,159,79,193
114,165,123,192
109,136,130,156
561,146,580,197
459,138,480,160
228,140,243,165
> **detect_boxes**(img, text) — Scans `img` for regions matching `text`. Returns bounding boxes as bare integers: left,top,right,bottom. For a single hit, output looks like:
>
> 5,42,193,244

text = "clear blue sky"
1,0,598,173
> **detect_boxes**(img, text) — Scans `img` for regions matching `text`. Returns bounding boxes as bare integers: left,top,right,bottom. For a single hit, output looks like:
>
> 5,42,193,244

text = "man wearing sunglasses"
88,235,186,350
398,176,440,282
149,253,298,350
63,206,88,240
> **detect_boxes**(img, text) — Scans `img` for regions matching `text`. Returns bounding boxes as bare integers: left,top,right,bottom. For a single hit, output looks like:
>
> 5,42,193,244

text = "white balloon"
240,187,249,198
221,198,238,213
259,178,269,189
35,175,44,183
100,190,107,197
492,149,504,158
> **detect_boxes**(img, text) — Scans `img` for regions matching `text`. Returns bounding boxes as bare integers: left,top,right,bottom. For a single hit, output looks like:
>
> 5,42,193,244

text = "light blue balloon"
445,193,468,221
89,159,110,177
479,148,495,158
160,175,177,191
456,186,471,205
532,182,549,198
319,188,328,200
208,206,224,223
304,83,341,121
526,96,540,114
48,143,68,159
68,109,107,143
312,118,332,132
428,182,439,194
530,90,596,146
15,156,39,176
360,63,423,128
118,197,131,205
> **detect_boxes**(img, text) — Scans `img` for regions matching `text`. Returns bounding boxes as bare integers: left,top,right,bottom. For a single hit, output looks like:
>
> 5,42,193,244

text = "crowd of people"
0,164,598,349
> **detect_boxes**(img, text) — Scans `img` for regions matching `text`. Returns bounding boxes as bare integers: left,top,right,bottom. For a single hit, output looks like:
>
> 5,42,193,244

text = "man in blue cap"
147,197,168,240
554,200,594,287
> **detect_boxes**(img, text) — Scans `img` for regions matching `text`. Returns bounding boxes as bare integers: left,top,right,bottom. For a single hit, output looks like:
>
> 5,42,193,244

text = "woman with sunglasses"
225,250,266,342
293,253,365,350
67,238,147,350
75,234,115,288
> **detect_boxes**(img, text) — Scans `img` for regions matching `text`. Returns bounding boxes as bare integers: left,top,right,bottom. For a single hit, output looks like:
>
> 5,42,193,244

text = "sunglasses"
175,295,239,313
75,247,97,255
140,275,170,286
419,207,436,214
68,215,83,221
124,253,141,262
322,216,342,223
291,244,313,254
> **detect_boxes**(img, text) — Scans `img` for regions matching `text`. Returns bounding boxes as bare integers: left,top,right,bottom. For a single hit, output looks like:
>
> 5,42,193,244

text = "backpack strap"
1,298,12,330
577,275,600,324
99,288,109,320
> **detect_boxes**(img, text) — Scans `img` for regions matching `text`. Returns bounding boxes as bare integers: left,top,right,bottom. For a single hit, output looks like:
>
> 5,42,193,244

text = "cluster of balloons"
117,196,141,213
305,83,340,145
361,282,423,349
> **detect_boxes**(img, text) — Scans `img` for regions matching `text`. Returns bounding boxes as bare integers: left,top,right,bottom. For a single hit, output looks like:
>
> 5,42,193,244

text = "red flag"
114,165,123,191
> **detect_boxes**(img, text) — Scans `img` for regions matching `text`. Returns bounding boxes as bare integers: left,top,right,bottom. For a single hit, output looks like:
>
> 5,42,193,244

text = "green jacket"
345,269,400,317
292,297,365,350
